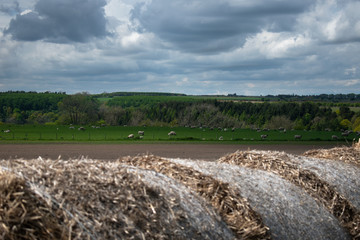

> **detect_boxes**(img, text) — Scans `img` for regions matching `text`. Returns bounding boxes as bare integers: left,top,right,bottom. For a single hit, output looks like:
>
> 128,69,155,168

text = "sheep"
261,134,268,139
138,131,145,136
219,136,224,141
168,131,176,136
78,127,85,131
69,126,75,129
341,132,350,137
3,129,10,133
294,135,302,140
128,134,134,138
332,135,339,140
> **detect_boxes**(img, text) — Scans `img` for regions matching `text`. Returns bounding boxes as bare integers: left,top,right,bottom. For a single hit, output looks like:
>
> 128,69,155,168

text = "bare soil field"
0,143,342,161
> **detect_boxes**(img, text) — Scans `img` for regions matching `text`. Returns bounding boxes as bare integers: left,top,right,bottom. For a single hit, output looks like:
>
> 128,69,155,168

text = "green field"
0,124,357,143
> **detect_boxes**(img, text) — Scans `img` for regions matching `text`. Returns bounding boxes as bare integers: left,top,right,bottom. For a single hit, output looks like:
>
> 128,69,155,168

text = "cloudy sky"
0,0,360,95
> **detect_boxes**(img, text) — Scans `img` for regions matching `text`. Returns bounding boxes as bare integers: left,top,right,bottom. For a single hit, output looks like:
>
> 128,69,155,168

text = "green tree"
265,115,294,130
340,119,352,129
58,93,99,124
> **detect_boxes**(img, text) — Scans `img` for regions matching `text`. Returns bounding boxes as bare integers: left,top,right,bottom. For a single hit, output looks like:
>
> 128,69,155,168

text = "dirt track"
0,143,342,161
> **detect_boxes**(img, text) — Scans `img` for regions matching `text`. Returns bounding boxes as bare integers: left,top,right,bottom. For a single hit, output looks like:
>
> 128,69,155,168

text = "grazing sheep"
341,132,350,137
3,129,10,133
219,136,224,141
69,126,75,129
332,135,339,140
168,131,176,136
78,127,85,131
261,134,268,139
128,134,134,139
138,131,145,136
294,135,302,140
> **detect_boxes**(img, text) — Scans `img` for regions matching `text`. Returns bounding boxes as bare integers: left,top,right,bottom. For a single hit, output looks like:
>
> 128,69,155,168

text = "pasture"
0,124,358,143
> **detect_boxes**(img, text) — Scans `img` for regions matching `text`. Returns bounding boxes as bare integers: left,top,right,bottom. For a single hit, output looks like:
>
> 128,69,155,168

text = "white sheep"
128,134,134,138
138,131,145,136
294,135,302,140
168,131,176,136
261,134,268,139
219,136,224,141
332,135,339,140
4,129,10,133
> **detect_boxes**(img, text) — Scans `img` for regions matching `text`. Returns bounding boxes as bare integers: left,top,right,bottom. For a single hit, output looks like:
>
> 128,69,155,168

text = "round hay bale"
303,144,360,167
125,166,235,239
120,155,270,239
170,158,351,240
218,150,360,239
1,146,359,240
0,158,234,239
0,170,68,240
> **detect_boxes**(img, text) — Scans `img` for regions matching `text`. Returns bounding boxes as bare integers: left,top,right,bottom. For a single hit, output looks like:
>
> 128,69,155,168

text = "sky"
0,0,360,95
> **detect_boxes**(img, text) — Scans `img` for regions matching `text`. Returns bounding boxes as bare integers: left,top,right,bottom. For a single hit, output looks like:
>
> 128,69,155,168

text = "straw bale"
170,157,352,240
218,150,360,239
0,158,234,239
119,155,270,240
0,170,68,240
303,142,360,167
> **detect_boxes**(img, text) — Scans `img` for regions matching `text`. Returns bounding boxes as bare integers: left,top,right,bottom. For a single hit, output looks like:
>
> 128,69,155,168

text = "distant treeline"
0,91,359,132
263,93,360,103
95,92,186,98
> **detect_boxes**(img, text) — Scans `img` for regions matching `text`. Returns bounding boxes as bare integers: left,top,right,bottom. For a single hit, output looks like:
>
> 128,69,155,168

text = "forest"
0,91,360,132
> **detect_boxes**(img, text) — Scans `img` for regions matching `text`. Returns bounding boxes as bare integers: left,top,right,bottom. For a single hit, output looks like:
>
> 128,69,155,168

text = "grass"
0,124,357,144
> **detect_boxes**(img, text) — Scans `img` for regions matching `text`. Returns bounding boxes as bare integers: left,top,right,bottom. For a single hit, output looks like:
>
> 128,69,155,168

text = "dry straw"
119,155,271,239
170,157,350,240
0,158,235,239
1,142,359,239
0,170,68,240
303,139,360,167
219,149,360,239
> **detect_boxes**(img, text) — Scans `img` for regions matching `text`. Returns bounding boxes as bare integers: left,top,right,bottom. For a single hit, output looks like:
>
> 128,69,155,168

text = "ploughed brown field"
0,143,341,161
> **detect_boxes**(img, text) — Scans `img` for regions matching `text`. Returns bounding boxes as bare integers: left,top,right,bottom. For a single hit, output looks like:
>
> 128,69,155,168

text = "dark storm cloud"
131,0,312,53
0,2,20,15
4,0,108,43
